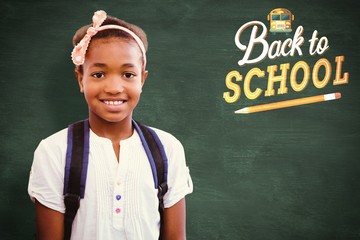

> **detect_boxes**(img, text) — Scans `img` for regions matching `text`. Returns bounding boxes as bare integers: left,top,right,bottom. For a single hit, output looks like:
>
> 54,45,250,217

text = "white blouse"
28,126,193,240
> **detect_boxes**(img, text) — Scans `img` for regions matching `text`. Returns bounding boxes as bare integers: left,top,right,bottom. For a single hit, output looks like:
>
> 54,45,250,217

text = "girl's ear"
75,67,84,93
141,70,148,86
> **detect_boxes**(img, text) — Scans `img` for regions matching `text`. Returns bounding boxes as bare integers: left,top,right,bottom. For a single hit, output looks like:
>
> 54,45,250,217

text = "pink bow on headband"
71,10,147,67
71,10,107,65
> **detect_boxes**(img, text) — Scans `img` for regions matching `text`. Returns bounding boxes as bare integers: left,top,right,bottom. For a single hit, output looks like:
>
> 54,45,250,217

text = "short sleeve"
157,131,193,208
28,130,67,213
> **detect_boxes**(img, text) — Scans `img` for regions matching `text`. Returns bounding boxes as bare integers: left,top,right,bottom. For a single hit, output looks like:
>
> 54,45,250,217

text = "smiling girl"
28,10,193,240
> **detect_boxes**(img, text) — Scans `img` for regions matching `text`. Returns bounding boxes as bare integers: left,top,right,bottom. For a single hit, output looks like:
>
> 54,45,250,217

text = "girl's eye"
123,72,136,79
91,72,105,78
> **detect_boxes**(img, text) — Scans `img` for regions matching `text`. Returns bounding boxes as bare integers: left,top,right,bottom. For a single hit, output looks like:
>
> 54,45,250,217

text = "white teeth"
104,100,124,105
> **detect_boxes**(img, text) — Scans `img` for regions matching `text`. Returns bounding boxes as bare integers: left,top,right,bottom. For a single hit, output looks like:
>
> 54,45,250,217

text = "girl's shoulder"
32,128,69,171
147,126,185,152
42,127,68,145
36,127,68,155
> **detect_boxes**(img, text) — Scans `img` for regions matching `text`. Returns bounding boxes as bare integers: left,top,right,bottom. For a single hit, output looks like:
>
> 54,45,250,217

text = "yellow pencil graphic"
235,92,341,114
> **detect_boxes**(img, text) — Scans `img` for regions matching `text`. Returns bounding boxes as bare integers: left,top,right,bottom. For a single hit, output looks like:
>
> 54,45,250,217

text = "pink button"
115,208,121,214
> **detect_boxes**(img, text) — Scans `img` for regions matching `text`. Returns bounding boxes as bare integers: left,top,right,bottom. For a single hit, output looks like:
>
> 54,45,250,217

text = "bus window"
282,14,290,20
272,14,281,20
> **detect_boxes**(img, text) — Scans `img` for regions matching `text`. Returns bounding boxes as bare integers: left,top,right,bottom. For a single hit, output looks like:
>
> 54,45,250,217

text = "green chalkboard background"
1,0,359,239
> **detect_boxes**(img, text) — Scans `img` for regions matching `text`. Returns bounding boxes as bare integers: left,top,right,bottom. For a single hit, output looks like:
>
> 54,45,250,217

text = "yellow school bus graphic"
267,8,294,34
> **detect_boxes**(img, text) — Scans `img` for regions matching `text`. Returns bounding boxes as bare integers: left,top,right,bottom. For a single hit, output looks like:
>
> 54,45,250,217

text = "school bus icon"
267,8,294,34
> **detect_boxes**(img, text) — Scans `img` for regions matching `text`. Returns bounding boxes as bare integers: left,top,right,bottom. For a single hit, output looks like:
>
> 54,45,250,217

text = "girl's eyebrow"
91,63,107,68
121,63,136,68
90,63,136,68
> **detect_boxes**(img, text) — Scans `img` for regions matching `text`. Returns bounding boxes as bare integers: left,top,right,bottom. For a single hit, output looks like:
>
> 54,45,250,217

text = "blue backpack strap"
133,121,168,187
133,120,168,239
63,119,90,240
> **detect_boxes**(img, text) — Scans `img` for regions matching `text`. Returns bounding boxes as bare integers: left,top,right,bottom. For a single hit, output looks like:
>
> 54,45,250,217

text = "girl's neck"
88,116,134,143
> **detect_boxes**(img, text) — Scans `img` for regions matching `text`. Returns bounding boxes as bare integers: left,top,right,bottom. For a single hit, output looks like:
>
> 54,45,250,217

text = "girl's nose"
104,77,124,94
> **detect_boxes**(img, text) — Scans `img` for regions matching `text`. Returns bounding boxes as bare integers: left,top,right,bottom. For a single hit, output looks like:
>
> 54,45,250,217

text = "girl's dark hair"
73,16,148,51
72,15,148,71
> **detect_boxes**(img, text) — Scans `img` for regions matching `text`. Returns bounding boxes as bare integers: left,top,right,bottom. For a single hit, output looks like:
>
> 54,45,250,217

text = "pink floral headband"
71,10,147,67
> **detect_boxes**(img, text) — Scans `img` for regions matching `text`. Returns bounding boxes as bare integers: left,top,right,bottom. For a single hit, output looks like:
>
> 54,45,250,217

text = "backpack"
63,119,168,240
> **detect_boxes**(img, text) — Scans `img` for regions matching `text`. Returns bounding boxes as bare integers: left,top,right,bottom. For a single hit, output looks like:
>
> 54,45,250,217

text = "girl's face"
76,37,148,124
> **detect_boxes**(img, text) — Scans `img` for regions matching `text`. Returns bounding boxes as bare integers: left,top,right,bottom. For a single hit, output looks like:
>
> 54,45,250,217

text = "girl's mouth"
103,100,124,105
